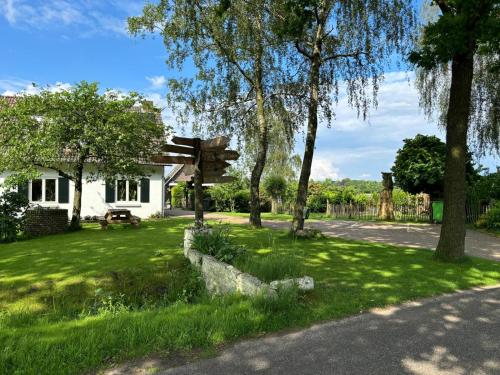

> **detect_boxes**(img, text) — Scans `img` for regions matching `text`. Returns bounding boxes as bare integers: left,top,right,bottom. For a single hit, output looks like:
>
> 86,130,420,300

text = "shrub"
307,193,326,212
171,182,186,208
191,226,246,264
0,191,30,243
475,202,500,230
234,189,250,212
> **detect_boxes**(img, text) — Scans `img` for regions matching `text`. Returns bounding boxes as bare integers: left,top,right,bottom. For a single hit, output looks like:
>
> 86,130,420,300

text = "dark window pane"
45,179,56,201
129,180,138,201
117,180,127,201
31,179,42,201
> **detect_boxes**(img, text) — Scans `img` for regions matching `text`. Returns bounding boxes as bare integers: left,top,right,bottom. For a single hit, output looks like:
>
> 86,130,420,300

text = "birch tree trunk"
292,20,323,232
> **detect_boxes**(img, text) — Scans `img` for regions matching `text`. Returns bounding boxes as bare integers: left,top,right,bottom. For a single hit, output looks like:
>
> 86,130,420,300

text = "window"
30,178,59,203
116,180,139,202
117,180,127,201
45,179,56,202
31,179,42,202
129,180,138,201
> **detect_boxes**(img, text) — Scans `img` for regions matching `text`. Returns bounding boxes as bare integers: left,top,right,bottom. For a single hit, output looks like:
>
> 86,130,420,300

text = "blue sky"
1,0,498,181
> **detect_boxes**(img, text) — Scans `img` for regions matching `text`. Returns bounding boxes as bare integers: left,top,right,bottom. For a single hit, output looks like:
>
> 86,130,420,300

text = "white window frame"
29,178,58,204
115,179,141,206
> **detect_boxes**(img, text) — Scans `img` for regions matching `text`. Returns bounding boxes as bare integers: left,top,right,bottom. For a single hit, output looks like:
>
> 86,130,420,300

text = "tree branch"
295,40,313,60
193,2,255,88
322,50,367,63
434,0,452,14
33,163,74,181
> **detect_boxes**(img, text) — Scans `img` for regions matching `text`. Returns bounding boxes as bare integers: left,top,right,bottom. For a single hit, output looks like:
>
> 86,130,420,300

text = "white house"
0,165,166,219
0,95,168,219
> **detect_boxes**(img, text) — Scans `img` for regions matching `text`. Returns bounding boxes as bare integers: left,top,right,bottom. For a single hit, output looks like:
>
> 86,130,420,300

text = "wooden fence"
325,203,431,222
320,201,490,224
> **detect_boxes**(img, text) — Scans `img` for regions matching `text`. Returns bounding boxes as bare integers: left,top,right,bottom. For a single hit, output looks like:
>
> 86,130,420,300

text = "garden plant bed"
183,227,314,296
1,218,500,375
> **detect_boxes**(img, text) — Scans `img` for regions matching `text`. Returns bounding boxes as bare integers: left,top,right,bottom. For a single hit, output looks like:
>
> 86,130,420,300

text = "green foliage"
1,219,500,374
192,226,246,264
207,169,249,212
392,188,415,206
263,175,287,199
392,134,477,197
233,189,251,212
412,1,500,155
0,82,165,185
469,170,500,203
475,201,500,230
410,1,499,70
0,191,30,243
89,261,203,314
235,252,303,282
171,182,186,208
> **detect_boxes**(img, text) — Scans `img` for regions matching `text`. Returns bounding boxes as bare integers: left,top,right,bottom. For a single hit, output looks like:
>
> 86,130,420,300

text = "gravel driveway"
169,210,500,261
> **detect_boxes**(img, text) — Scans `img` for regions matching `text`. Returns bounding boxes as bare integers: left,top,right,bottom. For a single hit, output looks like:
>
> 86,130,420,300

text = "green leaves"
0,82,166,183
391,134,477,197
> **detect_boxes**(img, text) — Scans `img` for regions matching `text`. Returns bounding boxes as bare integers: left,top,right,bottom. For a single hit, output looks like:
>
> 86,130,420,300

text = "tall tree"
271,0,415,232
410,0,499,260
0,82,165,229
129,0,301,227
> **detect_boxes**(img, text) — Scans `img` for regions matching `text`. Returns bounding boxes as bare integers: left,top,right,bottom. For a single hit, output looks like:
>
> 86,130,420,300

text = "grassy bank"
1,218,500,374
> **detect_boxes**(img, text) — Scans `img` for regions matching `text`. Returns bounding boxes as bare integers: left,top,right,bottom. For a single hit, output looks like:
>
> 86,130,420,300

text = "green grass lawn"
212,211,430,224
1,218,500,375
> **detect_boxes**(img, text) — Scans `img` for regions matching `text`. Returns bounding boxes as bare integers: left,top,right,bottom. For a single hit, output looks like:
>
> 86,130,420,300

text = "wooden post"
378,172,395,221
193,138,204,227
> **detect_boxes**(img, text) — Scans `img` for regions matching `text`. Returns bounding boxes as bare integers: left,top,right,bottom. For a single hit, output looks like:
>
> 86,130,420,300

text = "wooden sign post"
154,136,239,227
193,138,204,227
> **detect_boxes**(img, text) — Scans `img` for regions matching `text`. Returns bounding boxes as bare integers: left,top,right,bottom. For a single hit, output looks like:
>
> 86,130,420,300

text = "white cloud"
310,157,341,180
3,0,16,24
146,75,167,89
0,0,136,37
0,79,72,96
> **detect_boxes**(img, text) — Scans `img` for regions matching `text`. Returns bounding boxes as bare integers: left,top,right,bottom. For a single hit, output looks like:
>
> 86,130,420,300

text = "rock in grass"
270,276,314,291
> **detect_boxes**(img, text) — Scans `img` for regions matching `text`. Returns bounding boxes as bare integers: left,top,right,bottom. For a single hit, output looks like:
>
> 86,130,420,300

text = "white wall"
0,165,165,219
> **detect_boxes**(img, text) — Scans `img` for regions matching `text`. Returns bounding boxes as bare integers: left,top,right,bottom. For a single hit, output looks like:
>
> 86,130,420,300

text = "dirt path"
168,210,500,261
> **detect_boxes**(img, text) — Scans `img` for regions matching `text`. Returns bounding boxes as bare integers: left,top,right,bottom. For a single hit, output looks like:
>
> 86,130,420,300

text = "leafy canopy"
263,175,287,199
391,134,477,196
411,0,500,155
0,82,166,185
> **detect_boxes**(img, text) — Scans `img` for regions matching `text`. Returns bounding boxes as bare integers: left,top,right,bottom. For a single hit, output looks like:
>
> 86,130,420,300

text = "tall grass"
235,252,304,282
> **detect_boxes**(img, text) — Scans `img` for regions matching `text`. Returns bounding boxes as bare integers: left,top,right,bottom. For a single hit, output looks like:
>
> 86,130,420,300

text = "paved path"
169,210,500,261
111,285,500,375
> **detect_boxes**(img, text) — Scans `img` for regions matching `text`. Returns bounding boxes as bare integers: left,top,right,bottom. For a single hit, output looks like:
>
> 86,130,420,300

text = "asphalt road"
158,285,500,375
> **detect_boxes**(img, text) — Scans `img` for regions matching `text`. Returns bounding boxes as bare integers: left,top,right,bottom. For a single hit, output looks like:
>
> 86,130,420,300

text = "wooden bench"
100,209,141,229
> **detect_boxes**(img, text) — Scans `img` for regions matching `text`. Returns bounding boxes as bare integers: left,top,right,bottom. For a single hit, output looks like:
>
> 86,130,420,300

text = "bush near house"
0,191,30,242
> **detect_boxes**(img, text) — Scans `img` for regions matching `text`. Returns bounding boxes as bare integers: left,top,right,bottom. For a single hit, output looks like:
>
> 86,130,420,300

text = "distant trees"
391,134,477,198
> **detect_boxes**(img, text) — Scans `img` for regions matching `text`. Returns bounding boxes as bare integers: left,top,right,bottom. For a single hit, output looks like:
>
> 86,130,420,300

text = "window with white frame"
116,180,139,202
30,178,57,203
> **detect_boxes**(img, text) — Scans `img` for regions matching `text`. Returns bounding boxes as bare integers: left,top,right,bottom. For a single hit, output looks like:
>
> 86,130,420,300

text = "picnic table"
100,209,141,229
